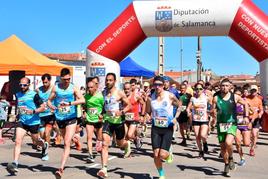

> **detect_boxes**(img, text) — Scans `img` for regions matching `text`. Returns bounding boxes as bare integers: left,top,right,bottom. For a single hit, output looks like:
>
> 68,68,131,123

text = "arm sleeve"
34,94,43,108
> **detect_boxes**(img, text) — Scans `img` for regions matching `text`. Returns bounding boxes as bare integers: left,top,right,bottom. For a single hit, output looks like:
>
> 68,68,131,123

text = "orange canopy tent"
0,35,72,76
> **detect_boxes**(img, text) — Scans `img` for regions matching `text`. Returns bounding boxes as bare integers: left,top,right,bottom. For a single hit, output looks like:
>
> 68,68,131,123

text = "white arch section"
87,0,268,94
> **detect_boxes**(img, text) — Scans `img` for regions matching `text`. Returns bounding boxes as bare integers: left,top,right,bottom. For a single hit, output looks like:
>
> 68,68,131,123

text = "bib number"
181,106,187,112
88,108,98,115
237,116,244,125
219,123,232,132
58,106,70,114
154,117,168,128
125,113,134,121
18,106,27,115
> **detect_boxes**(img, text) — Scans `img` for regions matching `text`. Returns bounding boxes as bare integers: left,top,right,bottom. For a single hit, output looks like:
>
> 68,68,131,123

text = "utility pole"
180,37,183,83
196,36,202,81
158,37,164,76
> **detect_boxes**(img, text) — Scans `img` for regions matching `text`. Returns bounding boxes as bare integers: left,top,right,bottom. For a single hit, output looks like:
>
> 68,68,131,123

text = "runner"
47,68,85,179
187,83,211,158
35,73,55,160
84,79,104,162
6,77,48,174
212,78,249,176
163,76,180,141
177,84,192,146
150,76,180,179
246,85,263,156
123,80,145,149
97,73,131,178
233,87,250,166
0,95,10,144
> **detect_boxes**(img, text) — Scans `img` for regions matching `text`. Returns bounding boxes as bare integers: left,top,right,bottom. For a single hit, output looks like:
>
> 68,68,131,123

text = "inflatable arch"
86,0,268,94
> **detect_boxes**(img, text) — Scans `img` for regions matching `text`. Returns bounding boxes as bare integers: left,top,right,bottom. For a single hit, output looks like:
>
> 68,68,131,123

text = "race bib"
154,117,168,128
193,109,206,121
88,108,98,115
18,106,27,115
125,113,134,121
219,123,232,132
237,116,244,125
58,106,70,114
181,106,187,111
106,110,116,117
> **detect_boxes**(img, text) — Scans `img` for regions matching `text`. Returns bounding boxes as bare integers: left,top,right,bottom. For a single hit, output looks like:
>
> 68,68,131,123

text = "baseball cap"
143,82,150,87
250,85,258,91
163,76,170,82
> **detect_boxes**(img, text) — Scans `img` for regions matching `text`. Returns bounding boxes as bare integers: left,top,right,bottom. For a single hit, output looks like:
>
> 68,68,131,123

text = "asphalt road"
1,128,268,179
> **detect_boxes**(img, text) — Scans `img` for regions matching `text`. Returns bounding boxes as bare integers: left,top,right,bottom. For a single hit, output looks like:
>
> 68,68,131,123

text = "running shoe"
229,158,236,171
223,164,230,176
80,127,84,137
179,139,187,146
41,142,49,161
203,142,208,153
166,146,173,164
135,138,143,149
97,167,108,178
249,149,255,156
86,154,95,163
55,135,62,145
159,176,166,179
6,162,18,174
198,151,204,159
95,140,103,152
238,158,246,166
124,141,131,158
55,168,63,179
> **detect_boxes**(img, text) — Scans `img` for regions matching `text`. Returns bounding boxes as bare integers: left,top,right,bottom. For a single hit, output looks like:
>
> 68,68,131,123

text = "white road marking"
87,156,118,168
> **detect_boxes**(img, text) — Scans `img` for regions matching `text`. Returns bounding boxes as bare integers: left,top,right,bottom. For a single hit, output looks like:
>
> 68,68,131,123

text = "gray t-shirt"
0,100,10,120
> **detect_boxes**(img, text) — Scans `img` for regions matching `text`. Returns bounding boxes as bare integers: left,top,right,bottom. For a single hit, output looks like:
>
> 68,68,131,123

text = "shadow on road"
1,162,57,175
176,164,223,176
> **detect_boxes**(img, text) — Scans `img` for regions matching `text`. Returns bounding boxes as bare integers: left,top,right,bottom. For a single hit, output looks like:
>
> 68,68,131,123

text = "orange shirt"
246,96,263,120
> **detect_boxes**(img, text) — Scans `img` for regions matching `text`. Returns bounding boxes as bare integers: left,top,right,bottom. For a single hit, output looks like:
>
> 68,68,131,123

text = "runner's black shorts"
151,126,173,151
17,122,40,134
252,118,261,129
85,121,103,129
177,112,189,124
192,121,209,126
125,120,139,126
40,114,56,128
56,118,77,129
102,121,125,140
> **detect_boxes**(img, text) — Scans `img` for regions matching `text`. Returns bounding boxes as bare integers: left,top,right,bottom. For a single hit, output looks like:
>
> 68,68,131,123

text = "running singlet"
179,93,191,113
151,91,174,128
236,103,248,129
125,93,140,122
84,92,104,123
216,93,237,124
38,86,53,117
16,90,41,126
54,83,77,121
191,94,208,122
103,90,122,124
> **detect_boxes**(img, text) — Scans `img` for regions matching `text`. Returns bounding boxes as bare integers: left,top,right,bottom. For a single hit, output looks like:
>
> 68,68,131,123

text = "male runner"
97,73,131,178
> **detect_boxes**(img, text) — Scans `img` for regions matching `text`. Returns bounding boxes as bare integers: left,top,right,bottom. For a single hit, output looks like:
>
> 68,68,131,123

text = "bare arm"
212,96,218,122
47,86,57,110
186,97,193,117
120,90,131,115
137,95,146,116
72,86,85,106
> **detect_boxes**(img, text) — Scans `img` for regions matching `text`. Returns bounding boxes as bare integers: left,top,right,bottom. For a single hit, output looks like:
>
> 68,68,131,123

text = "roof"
43,53,86,61
0,35,72,76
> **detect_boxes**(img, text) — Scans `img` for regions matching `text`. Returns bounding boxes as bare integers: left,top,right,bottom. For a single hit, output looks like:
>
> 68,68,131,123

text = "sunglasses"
196,88,203,91
62,78,71,81
19,83,29,87
153,83,163,87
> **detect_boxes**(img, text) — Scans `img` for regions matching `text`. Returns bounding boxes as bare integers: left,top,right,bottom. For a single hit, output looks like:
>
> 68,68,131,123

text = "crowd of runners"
0,67,266,178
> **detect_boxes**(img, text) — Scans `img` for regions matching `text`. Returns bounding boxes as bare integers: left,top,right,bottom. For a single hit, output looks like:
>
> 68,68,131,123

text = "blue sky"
0,0,267,76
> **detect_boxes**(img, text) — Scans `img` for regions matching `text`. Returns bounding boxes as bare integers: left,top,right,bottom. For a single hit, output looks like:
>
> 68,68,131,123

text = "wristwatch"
69,101,72,106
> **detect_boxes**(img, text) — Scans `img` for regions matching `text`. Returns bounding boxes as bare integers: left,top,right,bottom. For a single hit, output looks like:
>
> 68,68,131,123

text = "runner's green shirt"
216,93,237,124
84,92,104,123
